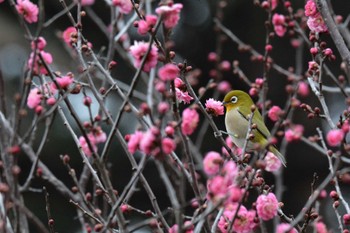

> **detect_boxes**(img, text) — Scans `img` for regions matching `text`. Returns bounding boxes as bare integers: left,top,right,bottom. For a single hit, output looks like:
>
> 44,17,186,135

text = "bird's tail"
268,146,287,167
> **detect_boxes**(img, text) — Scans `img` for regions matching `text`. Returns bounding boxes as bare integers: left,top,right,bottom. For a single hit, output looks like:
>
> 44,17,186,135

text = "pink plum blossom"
272,13,285,26
167,224,179,233
285,124,304,142
315,221,328,233
264,152,282,172
169,221,194,233
62,27,77,46
256,192,279,221
326,129,344,147
268,105,282,122
323,48,333,57
220,60,231,71
35,105,43,115
139,128,157,155
174,77,193,103
157,102,169,114
46,97,56,106
16,0,39,24
222,136,242,157
218,205,256,233
79,129,107,157
46,82,58,95
217,81,231,94
249,87,258,97
272,13,286,37
207,176,228,202
203,151,222,176
158,63,179,81
271,0,278,10
176,88,193,104
205,98,224,117
127,131,143,153
94,127,107,144
274,24,287,38
207,52,217,62
310,47,318,55
155,81,166,93
307,13,327,33
161,137,176,154
120,204,129,213
291,38,301,48
222,161,239,184
308,61,318,70
342,120,350,133
55,74,74,89
298,81,310,97
344,213,350,225
305,0,317,17
27,51,53,75
129,41,158,72
134,127,164,157
174,77,185,89
228,186,243,203
181,108,199,135
276,223,298,233
112,0,133,14
79,133,97,157
255,78,264,86
27,87,42,109
165,126,175,136
80,0,94,6
155,3,183,29
137,15,158,35
31,37,47,51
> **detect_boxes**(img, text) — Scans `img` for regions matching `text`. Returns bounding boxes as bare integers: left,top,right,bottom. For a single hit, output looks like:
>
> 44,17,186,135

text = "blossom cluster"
272,13,287,37
27,71,75,113
79,126,107,157
129,41,158,72
249,78,264,97
304,0,327,33
127,126,176,157
285,124,304,142
129,2,183,72
27,37,53,75
16,0,38,24
203,151,285,233
174,78,193,104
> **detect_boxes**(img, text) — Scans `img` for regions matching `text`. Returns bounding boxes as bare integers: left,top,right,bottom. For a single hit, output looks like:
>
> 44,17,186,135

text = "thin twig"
43,187,55,233
307,77,336,129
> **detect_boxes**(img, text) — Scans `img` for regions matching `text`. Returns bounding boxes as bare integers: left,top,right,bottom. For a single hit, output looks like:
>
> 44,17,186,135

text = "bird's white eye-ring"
230,96,238,103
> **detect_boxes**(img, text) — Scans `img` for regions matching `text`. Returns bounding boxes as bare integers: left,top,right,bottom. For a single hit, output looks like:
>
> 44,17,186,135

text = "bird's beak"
221,101,228,106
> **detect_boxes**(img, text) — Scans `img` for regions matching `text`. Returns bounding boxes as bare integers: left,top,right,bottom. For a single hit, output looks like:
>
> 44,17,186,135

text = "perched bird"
222,90,286,166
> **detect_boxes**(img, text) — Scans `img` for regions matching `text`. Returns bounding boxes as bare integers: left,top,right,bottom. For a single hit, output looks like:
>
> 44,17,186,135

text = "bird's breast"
225,108,250,148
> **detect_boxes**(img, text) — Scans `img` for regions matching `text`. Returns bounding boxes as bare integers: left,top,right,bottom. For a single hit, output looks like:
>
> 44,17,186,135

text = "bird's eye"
230,96,238,103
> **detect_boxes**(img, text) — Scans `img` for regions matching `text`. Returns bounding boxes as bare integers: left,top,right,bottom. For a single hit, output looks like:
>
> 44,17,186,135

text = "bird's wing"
237,108,270,140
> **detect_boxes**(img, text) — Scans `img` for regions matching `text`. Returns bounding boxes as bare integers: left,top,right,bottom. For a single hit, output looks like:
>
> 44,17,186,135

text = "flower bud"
83,96,92,106
330,190,339,200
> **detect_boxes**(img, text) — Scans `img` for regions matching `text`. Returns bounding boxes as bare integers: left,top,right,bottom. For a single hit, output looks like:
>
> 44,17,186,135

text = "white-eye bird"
222,90,286,166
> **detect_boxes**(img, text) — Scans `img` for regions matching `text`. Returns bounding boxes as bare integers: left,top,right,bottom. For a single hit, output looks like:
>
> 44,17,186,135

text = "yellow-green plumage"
223,90,286,167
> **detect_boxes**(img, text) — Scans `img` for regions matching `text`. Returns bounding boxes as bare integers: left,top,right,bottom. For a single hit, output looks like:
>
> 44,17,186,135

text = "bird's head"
222,90,254,112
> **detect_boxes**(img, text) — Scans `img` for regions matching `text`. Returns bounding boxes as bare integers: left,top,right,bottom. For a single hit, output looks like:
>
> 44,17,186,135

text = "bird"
222,90,286,166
